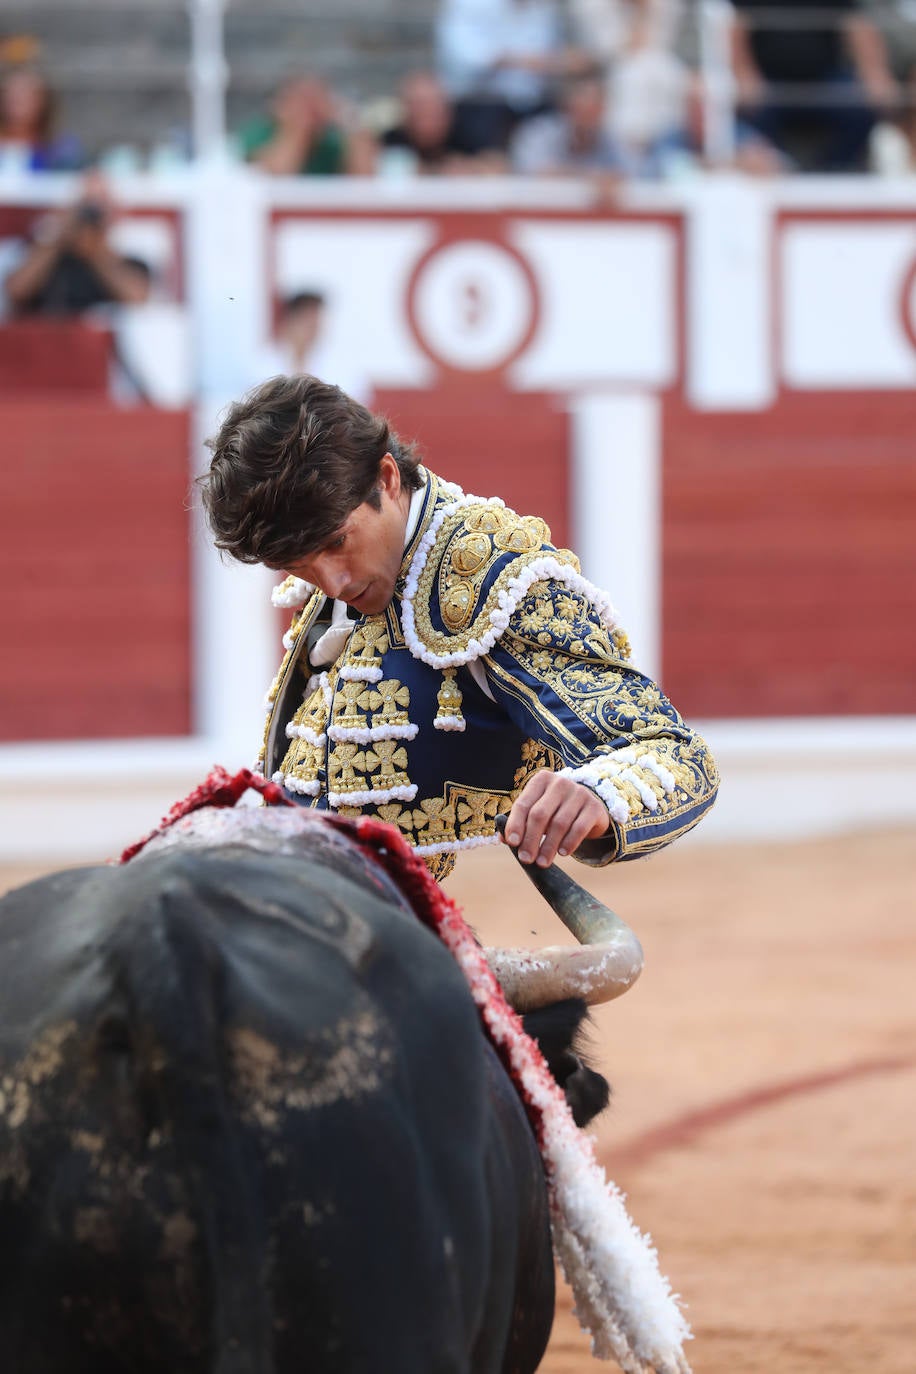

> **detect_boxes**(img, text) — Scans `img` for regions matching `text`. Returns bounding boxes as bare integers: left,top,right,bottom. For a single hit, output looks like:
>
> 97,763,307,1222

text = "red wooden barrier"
662,391,916,718
0,398,192,741
0,321,112,394
376,387,571,548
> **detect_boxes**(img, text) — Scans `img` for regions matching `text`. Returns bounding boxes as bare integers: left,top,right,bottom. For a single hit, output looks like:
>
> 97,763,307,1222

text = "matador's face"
281,453,410,617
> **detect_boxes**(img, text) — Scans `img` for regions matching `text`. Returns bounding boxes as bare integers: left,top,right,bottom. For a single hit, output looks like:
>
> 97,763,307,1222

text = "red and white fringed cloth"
118,766,289,864
120,768,692,1374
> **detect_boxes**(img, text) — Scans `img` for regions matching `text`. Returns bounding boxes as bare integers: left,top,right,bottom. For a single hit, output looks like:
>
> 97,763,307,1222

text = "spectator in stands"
238,75,376,176
510,69,628,186
863,1,916,170
566,0,690,162
2,173,151,317
435,0,573,152
380,71,506,174
0,66,83,173
649,71,787,177
728,0,900,170
251,289,373,406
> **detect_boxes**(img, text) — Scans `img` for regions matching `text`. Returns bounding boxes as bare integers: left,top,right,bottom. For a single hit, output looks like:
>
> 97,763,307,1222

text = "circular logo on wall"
901,255,916,356
407,237,539,374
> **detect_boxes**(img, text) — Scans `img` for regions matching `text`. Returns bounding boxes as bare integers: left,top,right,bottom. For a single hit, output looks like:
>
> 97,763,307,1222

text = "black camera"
74,200,105,228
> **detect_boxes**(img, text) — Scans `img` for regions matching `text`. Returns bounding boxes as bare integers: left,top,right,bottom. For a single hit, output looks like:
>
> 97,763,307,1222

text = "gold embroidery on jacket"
412,502,578,661
257,585,325,772
513,738,565,791
349,619,390,666
423,853,457,883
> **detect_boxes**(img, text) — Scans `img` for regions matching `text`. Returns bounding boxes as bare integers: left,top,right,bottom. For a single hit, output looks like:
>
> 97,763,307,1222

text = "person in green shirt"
238,75,376,175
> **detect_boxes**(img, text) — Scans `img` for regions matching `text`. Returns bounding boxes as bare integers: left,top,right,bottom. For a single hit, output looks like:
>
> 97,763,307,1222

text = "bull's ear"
522,999,611,1128
561,1059,611,1128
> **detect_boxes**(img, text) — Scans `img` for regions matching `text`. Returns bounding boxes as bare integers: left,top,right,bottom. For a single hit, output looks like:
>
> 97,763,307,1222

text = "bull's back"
0,844,552,1374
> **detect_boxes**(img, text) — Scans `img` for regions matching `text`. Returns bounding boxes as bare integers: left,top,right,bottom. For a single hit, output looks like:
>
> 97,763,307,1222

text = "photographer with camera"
3,172,150,317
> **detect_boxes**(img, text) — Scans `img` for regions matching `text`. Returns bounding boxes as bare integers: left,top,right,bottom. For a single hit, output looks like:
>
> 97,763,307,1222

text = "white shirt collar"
403,467,428,550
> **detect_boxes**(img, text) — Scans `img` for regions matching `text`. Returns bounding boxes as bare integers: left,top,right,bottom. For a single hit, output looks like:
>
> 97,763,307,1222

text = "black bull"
0,823,606,1373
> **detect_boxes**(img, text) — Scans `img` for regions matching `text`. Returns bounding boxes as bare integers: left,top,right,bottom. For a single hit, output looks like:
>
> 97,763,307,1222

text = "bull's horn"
485,815,644,1012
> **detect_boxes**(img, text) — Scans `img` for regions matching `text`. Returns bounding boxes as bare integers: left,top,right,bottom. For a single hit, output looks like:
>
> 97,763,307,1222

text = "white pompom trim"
433,715,466,732
619,767,660,811
272,770,321,797
414,833,501,856
558,764,631,825
339,665,384,683
327,722,419,743
285,722,326,747
327,784,418,807
271,576,313,609
559,748,678,824
638,754,677,793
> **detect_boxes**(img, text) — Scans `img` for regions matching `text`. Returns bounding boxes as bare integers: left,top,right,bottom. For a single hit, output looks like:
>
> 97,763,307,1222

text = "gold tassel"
435,667,465,728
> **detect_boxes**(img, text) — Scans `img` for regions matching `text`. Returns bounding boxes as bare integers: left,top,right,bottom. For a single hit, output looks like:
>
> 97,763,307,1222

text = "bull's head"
485,816,644,1013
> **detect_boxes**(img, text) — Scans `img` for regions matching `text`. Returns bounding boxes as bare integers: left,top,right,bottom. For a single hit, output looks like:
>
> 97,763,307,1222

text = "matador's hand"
503,770,610,868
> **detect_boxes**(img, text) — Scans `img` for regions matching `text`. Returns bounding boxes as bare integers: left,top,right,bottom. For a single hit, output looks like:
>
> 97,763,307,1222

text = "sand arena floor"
3,824,914,1373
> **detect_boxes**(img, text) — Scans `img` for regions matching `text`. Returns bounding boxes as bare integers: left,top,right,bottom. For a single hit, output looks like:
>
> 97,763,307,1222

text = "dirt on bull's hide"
228,1016,395,1130
4,824,916,1374
0,1020,77,1131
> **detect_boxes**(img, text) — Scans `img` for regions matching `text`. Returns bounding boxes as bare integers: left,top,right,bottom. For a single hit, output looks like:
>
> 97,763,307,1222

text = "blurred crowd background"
3,1,916,186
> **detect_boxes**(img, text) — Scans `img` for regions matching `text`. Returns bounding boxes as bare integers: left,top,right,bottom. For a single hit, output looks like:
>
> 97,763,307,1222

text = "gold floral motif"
518,611,545,637
423,853,456,883
282,734,323,786
636,684,663,712
329,739,413,796
348,618,390,667
328,742,368,794
612,628,632,661
372,679,411,726
513,738,564,792
376,803,416,840
412,798,458,845
455,790,500,839
279,672,333,784
365,740,411,790
333,679,370,730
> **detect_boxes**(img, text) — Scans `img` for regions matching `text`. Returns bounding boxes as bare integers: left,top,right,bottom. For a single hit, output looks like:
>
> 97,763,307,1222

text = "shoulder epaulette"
402,492,621,669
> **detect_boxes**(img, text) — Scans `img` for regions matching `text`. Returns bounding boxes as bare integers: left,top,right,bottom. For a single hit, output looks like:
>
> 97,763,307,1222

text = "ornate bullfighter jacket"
257,469,718,881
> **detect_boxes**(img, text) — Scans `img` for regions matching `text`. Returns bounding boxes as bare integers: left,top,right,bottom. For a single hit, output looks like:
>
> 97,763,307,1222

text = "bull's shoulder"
136,807,409,913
